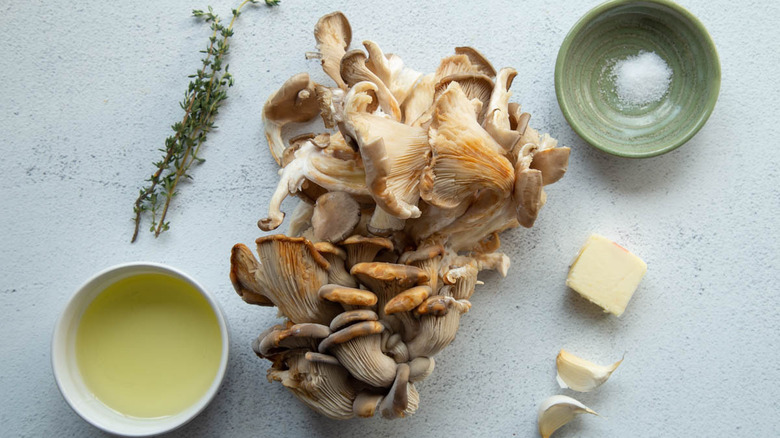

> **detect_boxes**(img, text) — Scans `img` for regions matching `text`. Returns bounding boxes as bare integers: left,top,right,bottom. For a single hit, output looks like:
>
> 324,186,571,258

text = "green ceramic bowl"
555,0,720,157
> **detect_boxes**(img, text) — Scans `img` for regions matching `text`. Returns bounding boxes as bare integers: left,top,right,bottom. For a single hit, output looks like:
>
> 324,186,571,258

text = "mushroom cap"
353,392,384,418
340,53,402,120
304,351,342,366
262,73,321,166
454,46,497,78
384,285,432,315
350,121,429,219
350,262,429,288
435,73,494,123
263,73,320,124
363,40,422,106
507,102,531,135
318,320,385,353
229,243,274,306
314,11,352,89
330,309,379,331
530,147,570,185
312,192,361,242
313,241,347,259
420,82,515,209
514,168,544,228
408,356,435,383
341,234,394,250
402,73,436,125
255,323,332,357
318,284,378,306
398,244,445,265
435,54,479,81
415,295,452,316
256,235,330,270
483,67,521,152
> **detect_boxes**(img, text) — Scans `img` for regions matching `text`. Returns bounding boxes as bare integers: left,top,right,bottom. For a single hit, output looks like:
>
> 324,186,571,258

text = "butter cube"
566,234,647,316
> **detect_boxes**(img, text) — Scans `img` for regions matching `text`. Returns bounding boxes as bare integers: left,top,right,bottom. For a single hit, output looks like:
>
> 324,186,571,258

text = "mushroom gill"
236,11,571,421
420,82,515,209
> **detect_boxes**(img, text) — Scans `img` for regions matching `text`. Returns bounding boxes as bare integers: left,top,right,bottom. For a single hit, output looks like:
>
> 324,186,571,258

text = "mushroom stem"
407,296,471,358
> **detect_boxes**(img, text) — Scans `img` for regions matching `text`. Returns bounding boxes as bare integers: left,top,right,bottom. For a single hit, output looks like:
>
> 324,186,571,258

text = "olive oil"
76,273,222,418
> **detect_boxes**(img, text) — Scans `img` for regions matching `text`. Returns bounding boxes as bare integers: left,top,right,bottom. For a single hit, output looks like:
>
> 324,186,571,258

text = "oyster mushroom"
319,320,398,387
254,323,331,359
378,363,420,419
351,263,428,341
343,83,431,222
312,192,360,242
384,285,431,315
530,147,571,185
383,285,431,342
406,295,472,358
434,54,479,81
514,167,545,228
398,242,445,292
267,350,357,420
363,40,422,106
262,73,320,166
420,82,515,209
258,140,370,231
402,73,436,124
350,262,429,318
340,235,394,269
310,11,352,89
340,51,402,120
229,243,275,306
352,127,429,223
230,235,342,324
314,242,358,288
435,73,494,123
483,67,521,152
239,11,572,421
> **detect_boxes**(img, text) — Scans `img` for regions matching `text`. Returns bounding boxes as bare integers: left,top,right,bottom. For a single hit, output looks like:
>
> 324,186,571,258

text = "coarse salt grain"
611,51,672,106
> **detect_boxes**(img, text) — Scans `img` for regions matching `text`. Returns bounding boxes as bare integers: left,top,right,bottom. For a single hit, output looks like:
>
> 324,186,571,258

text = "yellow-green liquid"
76,273,222,418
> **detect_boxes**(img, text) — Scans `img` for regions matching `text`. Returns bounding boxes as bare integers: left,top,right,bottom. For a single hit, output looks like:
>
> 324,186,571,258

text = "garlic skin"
537,395,599,438
556,349,623,392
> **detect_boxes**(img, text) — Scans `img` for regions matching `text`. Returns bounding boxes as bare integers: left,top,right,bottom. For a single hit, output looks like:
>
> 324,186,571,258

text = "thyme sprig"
131,0,279,242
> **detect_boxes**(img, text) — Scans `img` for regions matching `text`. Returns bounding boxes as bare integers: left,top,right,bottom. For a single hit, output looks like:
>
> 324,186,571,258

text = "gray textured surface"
1,0,779,436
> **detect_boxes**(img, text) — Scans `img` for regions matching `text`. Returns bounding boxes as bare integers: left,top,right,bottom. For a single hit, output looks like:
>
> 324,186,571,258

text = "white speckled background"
1,0,779,436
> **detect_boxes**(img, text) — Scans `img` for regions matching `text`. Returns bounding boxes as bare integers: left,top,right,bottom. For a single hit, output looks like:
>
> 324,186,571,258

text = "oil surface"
76,273,222,418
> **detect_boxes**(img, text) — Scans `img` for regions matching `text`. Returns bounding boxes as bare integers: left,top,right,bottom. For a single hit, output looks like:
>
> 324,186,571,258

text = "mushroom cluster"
230,12,570,419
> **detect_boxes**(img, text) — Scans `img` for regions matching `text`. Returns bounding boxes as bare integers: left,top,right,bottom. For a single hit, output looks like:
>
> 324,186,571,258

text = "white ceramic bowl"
51,262,230,436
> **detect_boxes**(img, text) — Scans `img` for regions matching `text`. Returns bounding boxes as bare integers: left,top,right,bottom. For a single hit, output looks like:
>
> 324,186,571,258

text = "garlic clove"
556,349,623,392
537,395,599,438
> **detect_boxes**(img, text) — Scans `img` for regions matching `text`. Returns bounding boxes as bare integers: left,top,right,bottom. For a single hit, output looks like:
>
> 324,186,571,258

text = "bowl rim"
554,0,721,158
51,261,230,437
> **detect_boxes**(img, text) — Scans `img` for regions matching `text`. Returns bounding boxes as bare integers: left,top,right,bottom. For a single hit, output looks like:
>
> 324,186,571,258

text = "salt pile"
611,51,672,106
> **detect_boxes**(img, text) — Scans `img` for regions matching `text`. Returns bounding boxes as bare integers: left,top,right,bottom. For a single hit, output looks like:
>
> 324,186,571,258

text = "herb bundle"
131,0,279,242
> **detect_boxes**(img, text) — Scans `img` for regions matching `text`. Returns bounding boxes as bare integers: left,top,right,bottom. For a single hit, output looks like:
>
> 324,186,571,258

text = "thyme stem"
132,0,279,242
